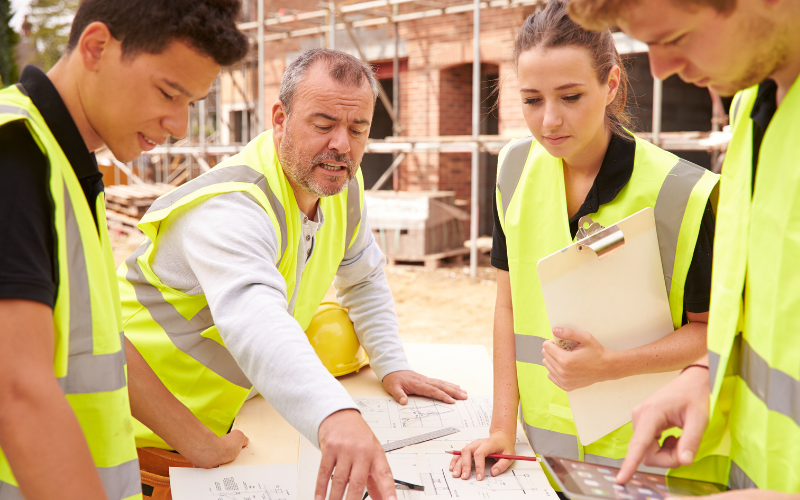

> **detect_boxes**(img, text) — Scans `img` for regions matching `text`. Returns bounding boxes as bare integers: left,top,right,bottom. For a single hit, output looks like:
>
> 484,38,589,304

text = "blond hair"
567,0,736,31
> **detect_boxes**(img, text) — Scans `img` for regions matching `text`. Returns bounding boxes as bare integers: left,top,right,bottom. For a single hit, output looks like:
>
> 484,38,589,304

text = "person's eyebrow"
637,30,676,45
164,79,207,100
311,112,338,121
352,118,371,125
520,83,584,92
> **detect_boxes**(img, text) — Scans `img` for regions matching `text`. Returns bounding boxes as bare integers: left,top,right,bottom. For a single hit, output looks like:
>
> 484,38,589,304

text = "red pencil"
445,450,538,462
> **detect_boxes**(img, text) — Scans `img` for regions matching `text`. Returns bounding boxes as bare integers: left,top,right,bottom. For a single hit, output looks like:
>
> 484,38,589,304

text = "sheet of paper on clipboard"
537,207,680,446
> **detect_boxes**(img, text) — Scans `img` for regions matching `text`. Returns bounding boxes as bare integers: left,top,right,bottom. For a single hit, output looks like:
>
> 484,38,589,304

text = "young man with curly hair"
0,1,248,499
567,0,800,497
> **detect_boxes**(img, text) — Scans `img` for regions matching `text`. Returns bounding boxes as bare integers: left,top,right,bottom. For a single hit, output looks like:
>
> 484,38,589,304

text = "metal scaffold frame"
117,0,729,277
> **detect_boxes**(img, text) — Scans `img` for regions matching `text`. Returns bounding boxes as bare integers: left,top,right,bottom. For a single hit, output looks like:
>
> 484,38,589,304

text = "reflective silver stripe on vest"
124,242,252,389
345,176,361,248
708,348,721,393
739,336,800,428
520,409,580,460
0,461,141,500
497,137,535,219
146,164,288,263
729,460,757,490
99,458,142,500
56,185,127,394
653,160,707,298
520,410,667,473
0,480,24,500
515,334,546,365
0,104,31,119
732,95,743,124
708,333,742,394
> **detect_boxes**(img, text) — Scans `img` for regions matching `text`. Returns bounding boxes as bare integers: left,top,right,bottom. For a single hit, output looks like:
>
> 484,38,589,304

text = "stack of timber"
105,183,173,236
366,191,470,269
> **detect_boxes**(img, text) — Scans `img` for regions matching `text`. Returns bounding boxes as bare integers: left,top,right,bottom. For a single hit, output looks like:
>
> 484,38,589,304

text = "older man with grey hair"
119,48,467,500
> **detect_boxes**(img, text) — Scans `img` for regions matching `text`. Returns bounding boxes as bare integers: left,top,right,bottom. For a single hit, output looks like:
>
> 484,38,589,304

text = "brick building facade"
237,1,714,237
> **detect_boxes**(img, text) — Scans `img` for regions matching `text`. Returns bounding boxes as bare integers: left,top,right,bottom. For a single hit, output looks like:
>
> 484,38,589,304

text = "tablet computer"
541,456,726,499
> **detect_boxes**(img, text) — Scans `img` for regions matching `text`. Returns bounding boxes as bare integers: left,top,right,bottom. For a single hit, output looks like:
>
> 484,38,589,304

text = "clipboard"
537,207,679,446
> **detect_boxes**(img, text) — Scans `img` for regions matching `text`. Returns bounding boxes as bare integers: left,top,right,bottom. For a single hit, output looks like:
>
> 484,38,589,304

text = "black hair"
67,0,249,66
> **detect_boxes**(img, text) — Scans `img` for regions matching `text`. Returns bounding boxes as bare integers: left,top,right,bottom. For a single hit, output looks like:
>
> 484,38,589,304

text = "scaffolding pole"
652,77,663,147
470,0,480,278
392,8,400,189
257,0,265,134
342,21,399,127
329,1,337,49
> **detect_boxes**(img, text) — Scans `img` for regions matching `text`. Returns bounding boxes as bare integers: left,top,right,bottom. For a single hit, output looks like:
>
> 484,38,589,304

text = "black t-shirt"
0,65,104,309
491,133,716,317
750,79,778,190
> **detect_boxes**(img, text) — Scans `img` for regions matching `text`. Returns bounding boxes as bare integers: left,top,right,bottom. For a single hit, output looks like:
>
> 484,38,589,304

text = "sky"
10,0,31,31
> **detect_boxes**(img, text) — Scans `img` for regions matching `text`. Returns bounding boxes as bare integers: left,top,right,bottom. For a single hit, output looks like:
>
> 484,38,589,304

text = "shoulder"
497,136,537,173
0,120,49,195
632,135,679,165
0,120,45,160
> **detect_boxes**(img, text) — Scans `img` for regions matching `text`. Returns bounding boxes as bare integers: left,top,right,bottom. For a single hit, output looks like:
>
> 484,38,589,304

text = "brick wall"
395,6,532,230
251,5,712,236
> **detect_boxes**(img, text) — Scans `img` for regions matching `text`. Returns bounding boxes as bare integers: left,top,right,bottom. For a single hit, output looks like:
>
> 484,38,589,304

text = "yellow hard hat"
305,302,369,377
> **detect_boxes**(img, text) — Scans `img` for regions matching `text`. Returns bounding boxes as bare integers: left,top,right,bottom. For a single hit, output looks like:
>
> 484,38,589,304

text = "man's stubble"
278,118,358,199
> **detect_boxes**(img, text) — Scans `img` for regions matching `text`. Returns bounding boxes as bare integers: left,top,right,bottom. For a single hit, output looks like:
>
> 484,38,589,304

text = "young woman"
450,0,728,486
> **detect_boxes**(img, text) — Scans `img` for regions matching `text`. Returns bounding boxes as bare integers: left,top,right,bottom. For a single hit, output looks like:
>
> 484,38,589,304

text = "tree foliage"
0,0,19,87
27,0,78,71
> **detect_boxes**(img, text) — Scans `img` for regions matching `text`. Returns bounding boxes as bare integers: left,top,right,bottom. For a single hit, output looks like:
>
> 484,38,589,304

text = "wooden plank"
386,247,470,262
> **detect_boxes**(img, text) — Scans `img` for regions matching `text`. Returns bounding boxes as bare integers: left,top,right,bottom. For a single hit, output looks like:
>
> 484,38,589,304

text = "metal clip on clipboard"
575,216,625,260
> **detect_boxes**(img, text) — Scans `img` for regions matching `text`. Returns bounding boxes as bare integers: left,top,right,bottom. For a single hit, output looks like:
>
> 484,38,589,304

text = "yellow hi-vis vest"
0,86,141,499
707,74,800,491
117,129,364,448
496,133,730,483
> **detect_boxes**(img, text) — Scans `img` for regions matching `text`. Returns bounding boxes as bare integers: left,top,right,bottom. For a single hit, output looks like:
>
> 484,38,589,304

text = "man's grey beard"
278,125,357,198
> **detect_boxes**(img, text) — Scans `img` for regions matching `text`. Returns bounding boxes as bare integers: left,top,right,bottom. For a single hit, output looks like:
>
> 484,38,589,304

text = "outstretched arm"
156,192,396,500
450,270,520,481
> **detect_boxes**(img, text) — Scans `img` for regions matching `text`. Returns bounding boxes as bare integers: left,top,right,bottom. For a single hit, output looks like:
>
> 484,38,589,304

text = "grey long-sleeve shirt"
150,191,412,448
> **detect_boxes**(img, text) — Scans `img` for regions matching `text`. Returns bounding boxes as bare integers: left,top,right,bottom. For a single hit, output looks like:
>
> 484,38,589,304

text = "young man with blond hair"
566,0,800,497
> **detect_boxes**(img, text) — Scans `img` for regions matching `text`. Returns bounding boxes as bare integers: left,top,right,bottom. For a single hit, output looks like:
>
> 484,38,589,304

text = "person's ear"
272,101,289,142
76,22,114,72
606,65,621,106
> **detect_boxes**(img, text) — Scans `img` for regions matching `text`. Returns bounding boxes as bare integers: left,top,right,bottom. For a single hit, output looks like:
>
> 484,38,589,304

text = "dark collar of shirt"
750,79,778,194
18,65,103,224
568,132,636,238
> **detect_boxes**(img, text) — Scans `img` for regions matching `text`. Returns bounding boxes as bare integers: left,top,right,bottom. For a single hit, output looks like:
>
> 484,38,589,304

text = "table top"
226,343,493,467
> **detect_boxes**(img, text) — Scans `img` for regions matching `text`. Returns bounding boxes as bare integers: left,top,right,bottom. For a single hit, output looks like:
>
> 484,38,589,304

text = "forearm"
126,338,218,455
490,319,521,435
609,320,708,379
489,272,519,436
0,377,107,500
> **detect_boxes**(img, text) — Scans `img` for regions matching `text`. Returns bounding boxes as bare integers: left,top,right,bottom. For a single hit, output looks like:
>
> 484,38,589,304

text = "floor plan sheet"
170,463,297,500
297,396,557,499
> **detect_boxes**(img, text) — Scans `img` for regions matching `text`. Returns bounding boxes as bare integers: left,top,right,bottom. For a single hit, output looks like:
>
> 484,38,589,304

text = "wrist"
679,362,711,388
319,408,360,442
488,423,517,440
603,348,625,380
681,363,709,374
